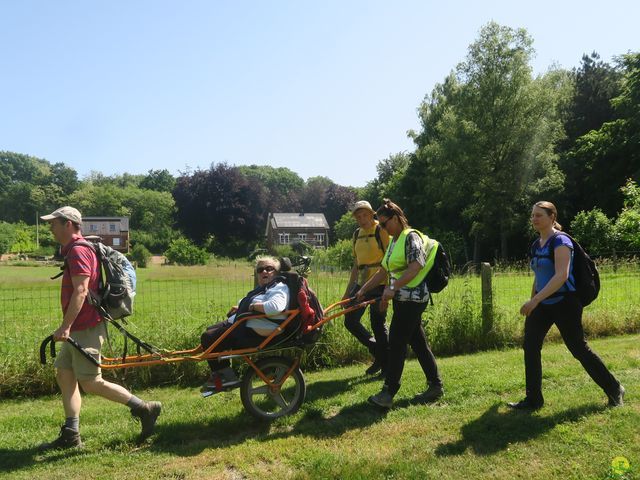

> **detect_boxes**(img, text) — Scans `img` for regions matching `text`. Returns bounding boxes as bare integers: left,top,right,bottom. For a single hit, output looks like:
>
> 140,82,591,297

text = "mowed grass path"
1,334,638,480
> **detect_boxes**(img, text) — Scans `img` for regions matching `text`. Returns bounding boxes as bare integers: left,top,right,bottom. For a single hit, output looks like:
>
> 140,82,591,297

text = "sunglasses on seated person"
256,265,276,274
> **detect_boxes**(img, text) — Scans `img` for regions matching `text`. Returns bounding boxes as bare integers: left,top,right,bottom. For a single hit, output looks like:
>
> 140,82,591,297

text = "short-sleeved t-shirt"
531,233,575,305
60,234,101,331
353,222,390,285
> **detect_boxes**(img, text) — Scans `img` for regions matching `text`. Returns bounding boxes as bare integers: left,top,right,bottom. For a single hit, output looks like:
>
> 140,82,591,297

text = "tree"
139,169,176,193
333,212,358,241
561,52,640,218
570,209,615,255
0,222,16,255
407,22,566,261
614,179,640,251
238,165,304,212
173,163,269,255
0,151,80,223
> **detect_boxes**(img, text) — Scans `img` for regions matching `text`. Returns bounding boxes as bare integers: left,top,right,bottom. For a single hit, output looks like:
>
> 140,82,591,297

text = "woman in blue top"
508,201,624,410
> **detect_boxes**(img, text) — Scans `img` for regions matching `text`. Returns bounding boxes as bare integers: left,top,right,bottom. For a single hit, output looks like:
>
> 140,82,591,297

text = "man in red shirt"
39,206,161,450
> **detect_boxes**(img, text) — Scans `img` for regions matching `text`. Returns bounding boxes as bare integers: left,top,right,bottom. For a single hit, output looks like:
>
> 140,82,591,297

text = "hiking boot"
365,359,383,376
413,384,444,404
507,397,543,411
38,426,83,452
131,401,162,440
368,387,393,409
201,367,242,394
607,384,625,407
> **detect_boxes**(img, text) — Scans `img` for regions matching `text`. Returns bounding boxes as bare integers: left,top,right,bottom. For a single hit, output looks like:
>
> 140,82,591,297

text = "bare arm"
54,275,90,341
520,245,571,316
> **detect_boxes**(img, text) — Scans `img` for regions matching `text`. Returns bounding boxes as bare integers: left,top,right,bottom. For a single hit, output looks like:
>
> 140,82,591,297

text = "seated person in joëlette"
200,255,290,393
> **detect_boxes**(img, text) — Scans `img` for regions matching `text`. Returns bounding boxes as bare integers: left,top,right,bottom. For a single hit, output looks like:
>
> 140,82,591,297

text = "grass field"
1,262,639,396
0,334,638,479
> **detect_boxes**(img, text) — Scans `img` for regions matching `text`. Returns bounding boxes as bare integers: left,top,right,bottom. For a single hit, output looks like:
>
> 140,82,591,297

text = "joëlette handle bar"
40,335,100,367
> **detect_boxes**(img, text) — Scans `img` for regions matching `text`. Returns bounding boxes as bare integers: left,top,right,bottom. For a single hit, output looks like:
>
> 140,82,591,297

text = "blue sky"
1,1,638,187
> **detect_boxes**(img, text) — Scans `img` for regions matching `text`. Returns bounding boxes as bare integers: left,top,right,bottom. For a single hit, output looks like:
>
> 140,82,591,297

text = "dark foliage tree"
173,163,269,255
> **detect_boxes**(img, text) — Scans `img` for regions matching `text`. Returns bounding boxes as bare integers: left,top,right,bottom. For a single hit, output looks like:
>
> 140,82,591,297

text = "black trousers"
523,295,620,403
385,299,441,396
200,319,262,372
344,285,388,361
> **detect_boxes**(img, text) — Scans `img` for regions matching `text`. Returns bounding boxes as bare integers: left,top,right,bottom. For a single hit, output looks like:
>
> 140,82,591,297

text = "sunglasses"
256,265,276,274
379,216,394,229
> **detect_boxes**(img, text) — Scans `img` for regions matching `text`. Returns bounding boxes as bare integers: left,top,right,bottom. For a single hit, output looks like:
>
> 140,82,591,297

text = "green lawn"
0,334,638,479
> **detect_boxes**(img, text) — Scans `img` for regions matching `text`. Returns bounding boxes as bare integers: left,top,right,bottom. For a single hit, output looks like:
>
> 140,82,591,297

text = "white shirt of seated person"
228,262,290,336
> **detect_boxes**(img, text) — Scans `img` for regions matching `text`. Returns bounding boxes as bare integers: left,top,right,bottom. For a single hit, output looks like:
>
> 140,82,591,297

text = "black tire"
240,356,306,420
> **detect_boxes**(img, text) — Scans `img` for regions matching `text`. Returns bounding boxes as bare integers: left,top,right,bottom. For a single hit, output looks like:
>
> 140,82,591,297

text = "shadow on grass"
0,445,88,474
435,402,607,457
148,376,387,456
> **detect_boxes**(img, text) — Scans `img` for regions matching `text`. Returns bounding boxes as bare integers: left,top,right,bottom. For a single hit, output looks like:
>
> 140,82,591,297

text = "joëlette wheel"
240,356,306,420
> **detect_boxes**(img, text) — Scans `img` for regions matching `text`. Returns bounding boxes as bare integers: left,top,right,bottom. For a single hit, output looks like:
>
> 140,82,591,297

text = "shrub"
570,209,615,255
0,222,16,255
130,243,152,268
164,238,209,265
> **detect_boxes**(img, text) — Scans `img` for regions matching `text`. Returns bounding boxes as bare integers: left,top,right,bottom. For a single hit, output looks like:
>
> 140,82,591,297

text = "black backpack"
529,232,600,306
352,224,385,253
425,242,451,294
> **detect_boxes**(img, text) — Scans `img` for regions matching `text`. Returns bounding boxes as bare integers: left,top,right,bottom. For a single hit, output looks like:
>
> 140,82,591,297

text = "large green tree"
0,151,79,223
407,22,567,261
563,52,640,218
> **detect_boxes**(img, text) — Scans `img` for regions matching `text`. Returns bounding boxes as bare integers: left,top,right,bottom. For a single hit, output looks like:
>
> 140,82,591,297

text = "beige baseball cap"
40,206,83,225
351,200,375,215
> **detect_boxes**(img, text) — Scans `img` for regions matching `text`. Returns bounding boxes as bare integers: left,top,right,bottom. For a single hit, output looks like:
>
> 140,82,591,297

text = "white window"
298,233,307,241
279,233,290,244
90,224,98,232
113,238,121,246
109,224,116,232
315,233,325,244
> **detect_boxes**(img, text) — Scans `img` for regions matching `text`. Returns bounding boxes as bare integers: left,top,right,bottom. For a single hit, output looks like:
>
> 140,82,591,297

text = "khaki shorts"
54,322,106,380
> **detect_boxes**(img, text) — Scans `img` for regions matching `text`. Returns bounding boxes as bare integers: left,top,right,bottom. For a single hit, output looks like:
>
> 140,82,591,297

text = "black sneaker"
413,384,444,404
365,359,383,376
131,401,162,440
607,385,625,407
368,387,393,408
507,398,543,411
38,426,83,451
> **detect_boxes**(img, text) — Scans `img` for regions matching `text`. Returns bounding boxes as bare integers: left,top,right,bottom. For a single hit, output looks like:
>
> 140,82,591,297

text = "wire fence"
1,261,640,359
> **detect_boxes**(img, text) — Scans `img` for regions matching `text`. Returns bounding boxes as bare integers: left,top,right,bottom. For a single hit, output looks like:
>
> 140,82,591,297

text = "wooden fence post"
481,262,493,334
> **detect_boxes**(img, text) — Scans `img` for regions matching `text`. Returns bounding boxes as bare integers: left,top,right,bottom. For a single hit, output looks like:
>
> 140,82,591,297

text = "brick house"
265,213,330,250
81,216,130,253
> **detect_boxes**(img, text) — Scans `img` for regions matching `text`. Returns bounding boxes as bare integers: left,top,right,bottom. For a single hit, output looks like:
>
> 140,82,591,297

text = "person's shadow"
435,402,607,457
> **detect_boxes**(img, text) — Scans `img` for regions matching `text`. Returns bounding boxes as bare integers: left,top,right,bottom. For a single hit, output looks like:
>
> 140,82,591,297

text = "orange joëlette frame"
90,296,377,370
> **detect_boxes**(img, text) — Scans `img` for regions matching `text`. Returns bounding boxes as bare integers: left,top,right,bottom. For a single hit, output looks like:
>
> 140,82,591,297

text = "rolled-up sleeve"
262,283,290,317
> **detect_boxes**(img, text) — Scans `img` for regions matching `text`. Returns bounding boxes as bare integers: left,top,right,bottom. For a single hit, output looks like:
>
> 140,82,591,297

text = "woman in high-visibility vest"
356,199,444,408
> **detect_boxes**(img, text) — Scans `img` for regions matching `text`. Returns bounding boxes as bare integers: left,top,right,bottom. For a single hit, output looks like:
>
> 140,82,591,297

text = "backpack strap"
50,239,97,280
374,224,385,253
353,226,385,254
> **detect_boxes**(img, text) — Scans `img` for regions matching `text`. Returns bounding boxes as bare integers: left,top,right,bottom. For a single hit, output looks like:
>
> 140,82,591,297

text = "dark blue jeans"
523,295,620,403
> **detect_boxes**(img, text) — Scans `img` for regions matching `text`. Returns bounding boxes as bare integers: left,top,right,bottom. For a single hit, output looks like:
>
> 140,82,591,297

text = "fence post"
481,262,493,334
